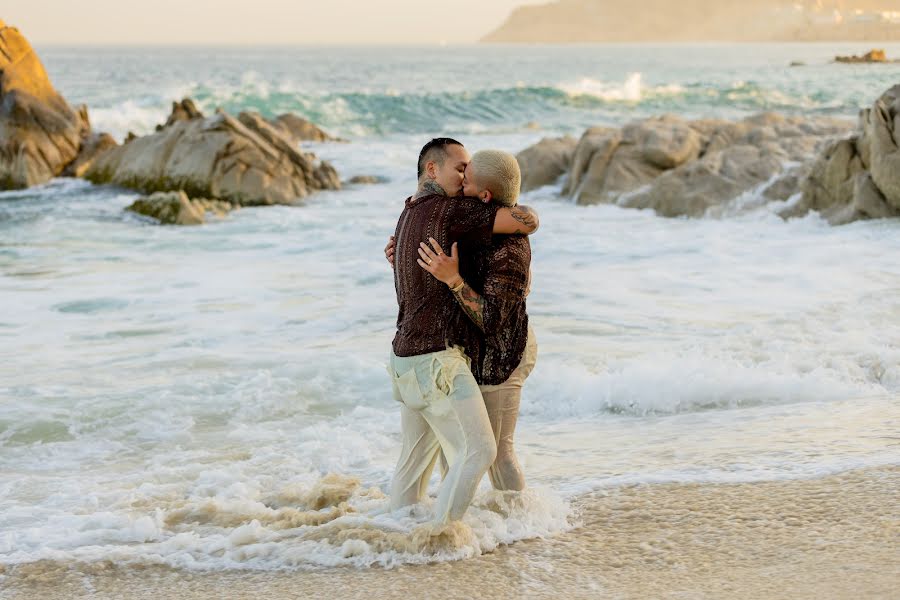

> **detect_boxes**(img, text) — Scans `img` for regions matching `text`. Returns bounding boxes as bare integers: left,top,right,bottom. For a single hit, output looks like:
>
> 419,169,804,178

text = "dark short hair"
417,137,464,179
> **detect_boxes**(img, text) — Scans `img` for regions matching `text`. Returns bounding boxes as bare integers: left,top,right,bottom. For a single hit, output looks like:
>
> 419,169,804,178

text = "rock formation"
84,99,341,206
346,175,386,185
548,113,848,216
519,84,900,224
269,113,338,143
515,136,577,192
126,190,236,226
62,132,118,178
835,49,897,63
0,20,90,189
788,84,900,224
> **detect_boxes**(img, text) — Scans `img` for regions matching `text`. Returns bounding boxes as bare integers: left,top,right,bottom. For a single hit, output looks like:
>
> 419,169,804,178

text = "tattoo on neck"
415,180,447,200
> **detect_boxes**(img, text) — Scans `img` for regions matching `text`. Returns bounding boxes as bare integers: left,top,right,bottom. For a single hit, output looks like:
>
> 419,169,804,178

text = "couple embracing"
385,137,540,527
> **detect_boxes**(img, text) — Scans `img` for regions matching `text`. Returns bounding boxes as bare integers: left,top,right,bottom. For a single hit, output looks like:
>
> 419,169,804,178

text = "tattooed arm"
417,238,488,332
451,282,487,332
416,238,529,335
493,205,540,235
450,257,529,336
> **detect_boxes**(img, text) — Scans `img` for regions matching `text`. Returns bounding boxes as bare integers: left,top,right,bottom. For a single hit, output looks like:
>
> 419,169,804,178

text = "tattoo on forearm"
414,180,447,200
453,283,485,332
510,205,537,230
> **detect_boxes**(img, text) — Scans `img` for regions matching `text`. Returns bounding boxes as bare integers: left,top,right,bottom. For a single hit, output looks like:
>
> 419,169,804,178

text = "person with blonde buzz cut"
462,150,522,211
386,139,540,528
395,148,537,493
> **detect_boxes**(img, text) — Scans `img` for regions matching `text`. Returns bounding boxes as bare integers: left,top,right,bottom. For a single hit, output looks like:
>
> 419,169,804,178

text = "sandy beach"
4,467,897,600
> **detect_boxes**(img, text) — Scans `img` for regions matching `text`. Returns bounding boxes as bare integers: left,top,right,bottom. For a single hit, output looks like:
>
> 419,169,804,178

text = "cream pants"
388,346,497,525
477,327,537,491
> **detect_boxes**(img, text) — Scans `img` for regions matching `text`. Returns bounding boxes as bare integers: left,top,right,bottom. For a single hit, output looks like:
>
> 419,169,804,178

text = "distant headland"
482,0,900,43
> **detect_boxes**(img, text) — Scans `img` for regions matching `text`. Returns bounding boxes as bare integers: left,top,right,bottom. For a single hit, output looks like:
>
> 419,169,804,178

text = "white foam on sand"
0,474,572,571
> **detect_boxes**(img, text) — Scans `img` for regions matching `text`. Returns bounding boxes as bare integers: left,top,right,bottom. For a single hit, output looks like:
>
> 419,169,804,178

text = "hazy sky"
6,0,547,45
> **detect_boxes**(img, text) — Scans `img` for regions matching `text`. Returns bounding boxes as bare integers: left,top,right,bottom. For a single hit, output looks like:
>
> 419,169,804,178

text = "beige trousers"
388,346,497,525
438,327,538,492
478,327,537,491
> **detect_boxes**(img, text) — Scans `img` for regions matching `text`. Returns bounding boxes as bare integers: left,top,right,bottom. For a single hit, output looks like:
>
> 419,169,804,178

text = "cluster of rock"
835,49,895,64
517,113,852,217
516,85,900,225
0,20,342,225
84,99,341,207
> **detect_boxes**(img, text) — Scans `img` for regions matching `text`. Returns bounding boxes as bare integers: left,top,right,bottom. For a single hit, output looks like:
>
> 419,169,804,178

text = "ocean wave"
85,75,855,141
557,73,685,102
522,353,890,419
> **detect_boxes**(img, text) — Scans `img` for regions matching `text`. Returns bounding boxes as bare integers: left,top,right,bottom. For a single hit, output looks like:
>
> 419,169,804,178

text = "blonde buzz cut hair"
471,150,521,207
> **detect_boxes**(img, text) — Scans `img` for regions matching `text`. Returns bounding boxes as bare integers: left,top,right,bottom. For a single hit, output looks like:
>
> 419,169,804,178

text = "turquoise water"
40,43,900,138
1,44,899,570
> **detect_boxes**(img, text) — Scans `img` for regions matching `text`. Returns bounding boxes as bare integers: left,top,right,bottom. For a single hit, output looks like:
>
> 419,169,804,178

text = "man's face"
433,144,469,197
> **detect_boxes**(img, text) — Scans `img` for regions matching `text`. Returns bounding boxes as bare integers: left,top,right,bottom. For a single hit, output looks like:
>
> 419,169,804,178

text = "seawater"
1,44,899,571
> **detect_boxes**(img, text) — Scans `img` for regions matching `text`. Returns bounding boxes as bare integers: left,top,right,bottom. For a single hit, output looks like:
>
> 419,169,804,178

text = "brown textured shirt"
451,235,532,386
392,194,497,357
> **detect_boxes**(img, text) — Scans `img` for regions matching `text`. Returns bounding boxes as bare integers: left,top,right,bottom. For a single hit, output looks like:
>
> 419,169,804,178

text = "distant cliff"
482,0,900,43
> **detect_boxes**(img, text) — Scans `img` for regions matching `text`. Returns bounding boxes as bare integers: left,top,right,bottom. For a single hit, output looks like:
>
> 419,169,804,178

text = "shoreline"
4,467,898,599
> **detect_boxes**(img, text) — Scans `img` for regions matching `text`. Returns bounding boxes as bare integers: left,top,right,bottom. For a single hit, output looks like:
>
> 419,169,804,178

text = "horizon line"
30,40,900,48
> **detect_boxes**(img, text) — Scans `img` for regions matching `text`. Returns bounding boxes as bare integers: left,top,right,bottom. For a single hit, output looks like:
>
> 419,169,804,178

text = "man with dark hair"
387,138,539,527
416,137,464,180
388,149,536,494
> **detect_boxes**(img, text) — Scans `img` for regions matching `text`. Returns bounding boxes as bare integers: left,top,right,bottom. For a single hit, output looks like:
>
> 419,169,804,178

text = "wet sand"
3,467,898,600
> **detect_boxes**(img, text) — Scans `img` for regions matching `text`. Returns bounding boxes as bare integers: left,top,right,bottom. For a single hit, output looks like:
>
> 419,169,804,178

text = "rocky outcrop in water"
541,113,850,217
126,190,236,225
0,20,91,189
835,49,895,63
62,132,118,178
346,175,386,185
515,136,577,192
520,84,900,224
785,84,900,224
84,99,341,206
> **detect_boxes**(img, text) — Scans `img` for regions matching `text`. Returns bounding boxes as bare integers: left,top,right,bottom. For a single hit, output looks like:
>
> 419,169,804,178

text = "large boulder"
562,116,702,205
84,99,341,206
126,190,236,226
793,84,900,224
622,114,850,217
269,113,337,143
0,20,90,189
861,85,900,207
561,126,621,200
63,132,118,177
621,144,783,217
346,175,386,185
515,136,577,192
